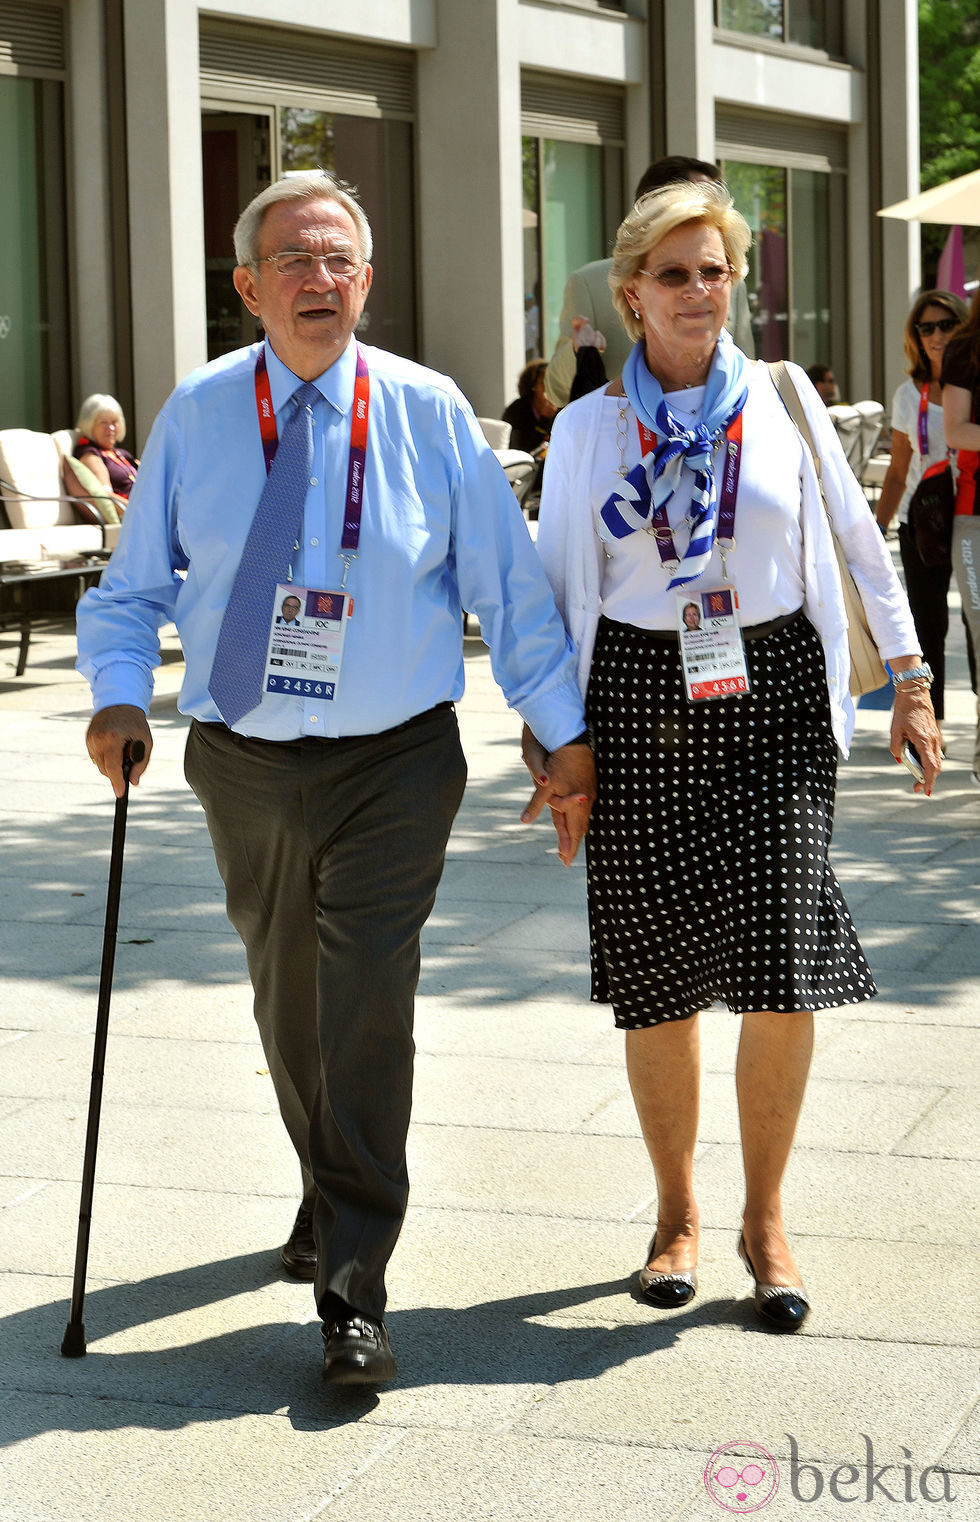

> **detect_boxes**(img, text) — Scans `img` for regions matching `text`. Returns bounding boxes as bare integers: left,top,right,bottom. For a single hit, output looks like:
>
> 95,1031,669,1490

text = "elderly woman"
525,180,941,1331
74,394,139,499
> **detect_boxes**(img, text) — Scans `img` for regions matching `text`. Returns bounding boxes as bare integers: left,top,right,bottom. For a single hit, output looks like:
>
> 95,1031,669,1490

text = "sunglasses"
637,263,733,290
915,317,958,337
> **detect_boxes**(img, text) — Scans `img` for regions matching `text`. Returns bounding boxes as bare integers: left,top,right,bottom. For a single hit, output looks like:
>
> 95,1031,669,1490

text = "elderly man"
77,172,594,1387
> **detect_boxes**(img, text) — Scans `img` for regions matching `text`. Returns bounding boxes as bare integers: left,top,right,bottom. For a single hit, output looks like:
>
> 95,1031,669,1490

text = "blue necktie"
208,382,319,727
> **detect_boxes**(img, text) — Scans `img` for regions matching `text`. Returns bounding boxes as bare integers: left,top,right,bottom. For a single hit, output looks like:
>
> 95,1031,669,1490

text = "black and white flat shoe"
737,1232,810,1332
638,1233,698,1308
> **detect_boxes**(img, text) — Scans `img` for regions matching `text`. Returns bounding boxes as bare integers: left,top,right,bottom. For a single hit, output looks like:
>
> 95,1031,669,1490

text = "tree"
918,0,980,282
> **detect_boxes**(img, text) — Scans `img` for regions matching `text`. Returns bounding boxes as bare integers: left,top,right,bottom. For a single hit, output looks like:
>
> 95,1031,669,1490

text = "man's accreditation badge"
676,584,750,703
263,582,352,702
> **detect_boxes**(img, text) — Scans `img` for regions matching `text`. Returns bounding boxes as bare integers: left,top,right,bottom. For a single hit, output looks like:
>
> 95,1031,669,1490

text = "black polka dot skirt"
585,612,877,1028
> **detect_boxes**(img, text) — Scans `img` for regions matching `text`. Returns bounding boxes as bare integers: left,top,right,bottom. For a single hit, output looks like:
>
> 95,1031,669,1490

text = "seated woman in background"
74,394,139,499
503,360,559,453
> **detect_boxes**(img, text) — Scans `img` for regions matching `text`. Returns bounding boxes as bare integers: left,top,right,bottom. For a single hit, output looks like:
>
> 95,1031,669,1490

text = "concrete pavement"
0,606,977,1522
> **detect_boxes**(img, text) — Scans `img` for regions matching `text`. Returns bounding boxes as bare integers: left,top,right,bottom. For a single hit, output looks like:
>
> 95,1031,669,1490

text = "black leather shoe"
322,1315,397,1386
737,1232,810,1332
279,1206,316,1281
637,1230,698,1308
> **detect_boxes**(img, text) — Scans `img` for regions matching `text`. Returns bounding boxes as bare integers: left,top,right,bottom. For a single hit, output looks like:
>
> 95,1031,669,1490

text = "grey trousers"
184,705,467,1322
952,517,980,772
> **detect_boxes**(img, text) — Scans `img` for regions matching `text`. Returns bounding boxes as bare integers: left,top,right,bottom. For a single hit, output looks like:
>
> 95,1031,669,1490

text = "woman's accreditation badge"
676,585,750,702
263,582,352,701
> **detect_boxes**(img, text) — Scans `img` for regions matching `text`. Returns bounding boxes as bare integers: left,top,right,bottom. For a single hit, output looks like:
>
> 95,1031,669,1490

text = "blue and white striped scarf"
599,331,748,589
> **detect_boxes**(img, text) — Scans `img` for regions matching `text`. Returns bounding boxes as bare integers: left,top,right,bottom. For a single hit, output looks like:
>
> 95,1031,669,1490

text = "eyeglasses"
258,251,363,280
637,263,734,290
915,316,958,336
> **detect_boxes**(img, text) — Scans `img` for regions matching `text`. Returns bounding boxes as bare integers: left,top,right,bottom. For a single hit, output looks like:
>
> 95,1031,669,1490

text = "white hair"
76,393,127,443
233,171,373,267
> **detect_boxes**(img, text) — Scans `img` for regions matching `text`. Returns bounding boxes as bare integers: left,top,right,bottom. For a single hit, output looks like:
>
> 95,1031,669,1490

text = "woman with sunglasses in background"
876,291,966,737
526,179,940,1334
941,287,980,786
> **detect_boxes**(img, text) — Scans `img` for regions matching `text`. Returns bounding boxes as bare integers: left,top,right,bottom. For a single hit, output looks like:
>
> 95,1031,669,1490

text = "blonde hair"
76,393,127,443
609,179,752,343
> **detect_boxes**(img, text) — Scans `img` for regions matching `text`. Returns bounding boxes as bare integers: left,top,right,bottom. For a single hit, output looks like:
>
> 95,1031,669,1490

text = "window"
280,110,416,360
522,138,622,362
0,75,70,429
715,0,842,54
723,159,841,375
199,23,417,364
520,75,624,364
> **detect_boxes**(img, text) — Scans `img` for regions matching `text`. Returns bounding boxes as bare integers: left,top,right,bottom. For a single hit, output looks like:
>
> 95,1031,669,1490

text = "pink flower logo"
704,1440,780,1513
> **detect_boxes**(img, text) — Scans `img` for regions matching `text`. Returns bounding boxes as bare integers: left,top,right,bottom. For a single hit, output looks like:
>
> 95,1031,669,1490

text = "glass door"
202,111,273,362
0,76,70,429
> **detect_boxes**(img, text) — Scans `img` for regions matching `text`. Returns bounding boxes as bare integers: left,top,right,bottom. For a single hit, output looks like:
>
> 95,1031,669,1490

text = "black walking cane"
61,738,145,1357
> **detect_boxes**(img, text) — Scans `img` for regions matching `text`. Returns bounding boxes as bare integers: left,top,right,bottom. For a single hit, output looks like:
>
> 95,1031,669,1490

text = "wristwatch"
892,664,933,688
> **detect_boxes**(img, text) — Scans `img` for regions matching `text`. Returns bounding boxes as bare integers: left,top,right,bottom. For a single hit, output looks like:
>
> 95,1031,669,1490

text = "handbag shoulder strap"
767,359,829,506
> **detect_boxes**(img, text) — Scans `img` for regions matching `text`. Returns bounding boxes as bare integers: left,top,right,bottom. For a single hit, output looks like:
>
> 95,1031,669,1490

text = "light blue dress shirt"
76,339,585,752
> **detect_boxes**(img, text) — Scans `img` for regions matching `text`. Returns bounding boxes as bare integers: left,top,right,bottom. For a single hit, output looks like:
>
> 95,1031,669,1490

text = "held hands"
890,689,942,797
86,704,153,798
520,723,596,866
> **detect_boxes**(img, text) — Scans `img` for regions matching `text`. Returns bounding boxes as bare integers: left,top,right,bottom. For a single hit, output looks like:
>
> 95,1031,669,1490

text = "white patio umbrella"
877,167,980,225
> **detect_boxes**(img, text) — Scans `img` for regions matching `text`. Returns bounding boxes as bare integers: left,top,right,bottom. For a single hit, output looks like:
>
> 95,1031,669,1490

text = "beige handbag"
768,362,889,698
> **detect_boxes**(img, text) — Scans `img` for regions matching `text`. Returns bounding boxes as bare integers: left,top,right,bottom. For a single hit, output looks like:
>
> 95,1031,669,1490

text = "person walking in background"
543,156,755,409
876,290,967,737
529,178,940,1335
77,170,594,1389
941,287,980,786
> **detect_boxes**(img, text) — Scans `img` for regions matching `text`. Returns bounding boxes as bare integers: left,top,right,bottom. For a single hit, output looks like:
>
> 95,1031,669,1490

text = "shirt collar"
263,337,358,419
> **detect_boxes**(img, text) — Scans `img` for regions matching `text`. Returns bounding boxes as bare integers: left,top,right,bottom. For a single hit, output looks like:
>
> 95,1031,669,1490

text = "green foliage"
919,0,980,188
918,0,980,282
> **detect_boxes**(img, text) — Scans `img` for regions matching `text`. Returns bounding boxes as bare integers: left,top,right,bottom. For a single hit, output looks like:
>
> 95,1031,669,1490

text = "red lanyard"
635,410,743,565
253,344,371,575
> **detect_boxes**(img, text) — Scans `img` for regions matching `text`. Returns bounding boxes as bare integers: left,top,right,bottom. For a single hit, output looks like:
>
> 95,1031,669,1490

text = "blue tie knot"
293,382,321,416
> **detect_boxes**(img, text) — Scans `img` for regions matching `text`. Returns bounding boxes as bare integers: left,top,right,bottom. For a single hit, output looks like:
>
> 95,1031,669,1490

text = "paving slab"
0,1097,297,1197
0,1394,393,1522
517,1323,978,1464
814,1019,980,1088
311,1430,701,1522
690,1144,980,1246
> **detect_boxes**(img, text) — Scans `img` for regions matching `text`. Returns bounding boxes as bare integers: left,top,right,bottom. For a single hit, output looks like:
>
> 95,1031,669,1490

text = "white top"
537,359,921,756
889,377,952,525
591,380,805,629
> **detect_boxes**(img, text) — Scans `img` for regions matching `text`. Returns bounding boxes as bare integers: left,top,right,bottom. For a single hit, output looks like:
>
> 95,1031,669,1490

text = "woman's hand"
890,689,942,795
520,723,596,865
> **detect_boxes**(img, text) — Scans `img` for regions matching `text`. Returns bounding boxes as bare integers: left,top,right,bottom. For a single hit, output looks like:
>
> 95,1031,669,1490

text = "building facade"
1,0,920,443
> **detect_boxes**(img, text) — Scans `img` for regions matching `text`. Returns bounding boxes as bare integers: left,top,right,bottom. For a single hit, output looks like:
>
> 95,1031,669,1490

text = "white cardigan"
536,361,920,756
